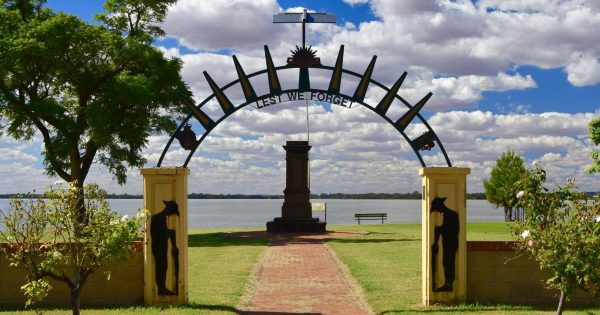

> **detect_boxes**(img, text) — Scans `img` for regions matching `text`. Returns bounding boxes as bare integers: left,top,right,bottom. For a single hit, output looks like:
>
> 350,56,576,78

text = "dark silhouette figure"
431,197,459,292
150,200,180,295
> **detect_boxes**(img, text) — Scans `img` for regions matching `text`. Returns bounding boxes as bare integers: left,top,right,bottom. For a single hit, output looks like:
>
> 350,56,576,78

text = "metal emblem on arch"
157,45,452,168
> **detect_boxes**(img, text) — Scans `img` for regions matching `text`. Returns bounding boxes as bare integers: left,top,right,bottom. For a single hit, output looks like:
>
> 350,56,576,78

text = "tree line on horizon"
0,191,493,200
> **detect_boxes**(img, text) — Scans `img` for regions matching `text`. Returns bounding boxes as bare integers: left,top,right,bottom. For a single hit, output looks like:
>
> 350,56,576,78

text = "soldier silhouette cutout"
431,197,459,292
150,200,180,295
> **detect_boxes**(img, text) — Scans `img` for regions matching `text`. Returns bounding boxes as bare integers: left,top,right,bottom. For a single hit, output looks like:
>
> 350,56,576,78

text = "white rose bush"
513,165,600,315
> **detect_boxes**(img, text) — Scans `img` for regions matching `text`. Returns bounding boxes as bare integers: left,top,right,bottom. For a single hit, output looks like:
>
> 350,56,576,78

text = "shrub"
0,182,146,315
513,166,600,315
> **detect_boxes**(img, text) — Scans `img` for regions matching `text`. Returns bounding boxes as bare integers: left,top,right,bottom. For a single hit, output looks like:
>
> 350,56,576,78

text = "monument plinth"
267,141,326,232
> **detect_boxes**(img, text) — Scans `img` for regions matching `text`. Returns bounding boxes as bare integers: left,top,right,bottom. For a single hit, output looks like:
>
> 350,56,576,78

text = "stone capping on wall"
0,240,144,252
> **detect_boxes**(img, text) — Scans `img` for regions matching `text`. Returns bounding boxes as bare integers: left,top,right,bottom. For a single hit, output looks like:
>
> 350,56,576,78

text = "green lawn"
2,223,599,314
326,222,600,314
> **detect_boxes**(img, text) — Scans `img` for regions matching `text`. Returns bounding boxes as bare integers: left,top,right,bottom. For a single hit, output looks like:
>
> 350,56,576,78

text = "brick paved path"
235,232,373,315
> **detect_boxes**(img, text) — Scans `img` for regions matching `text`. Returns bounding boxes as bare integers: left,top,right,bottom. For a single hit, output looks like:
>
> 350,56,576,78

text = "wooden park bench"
354,213,387,224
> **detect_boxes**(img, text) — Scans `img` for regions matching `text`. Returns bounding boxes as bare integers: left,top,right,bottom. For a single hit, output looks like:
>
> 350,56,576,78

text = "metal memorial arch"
157,44,452,168
143,11,470,306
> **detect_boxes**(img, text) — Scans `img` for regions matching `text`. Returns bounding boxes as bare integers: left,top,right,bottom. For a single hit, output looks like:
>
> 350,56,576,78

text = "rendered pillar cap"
419,167,470,176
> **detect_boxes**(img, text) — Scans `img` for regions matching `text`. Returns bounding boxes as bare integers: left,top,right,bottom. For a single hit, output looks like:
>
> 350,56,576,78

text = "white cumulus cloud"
565,54,600,86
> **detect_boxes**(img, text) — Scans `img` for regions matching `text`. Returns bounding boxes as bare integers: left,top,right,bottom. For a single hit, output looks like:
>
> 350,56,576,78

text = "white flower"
136,211,148,220
532,160,540,167
521,230,530,238
52,251,61,259
595,216,600,223
516,191,525,199
120,215,128,222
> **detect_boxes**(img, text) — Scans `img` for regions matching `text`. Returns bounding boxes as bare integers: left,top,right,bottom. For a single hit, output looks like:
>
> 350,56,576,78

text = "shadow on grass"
241,312,321,314
0,303,317,314
325,238,418,244
376,305,541,314
128,303,244,313
373,302,600,314
175,302,241,312
188,232,268,248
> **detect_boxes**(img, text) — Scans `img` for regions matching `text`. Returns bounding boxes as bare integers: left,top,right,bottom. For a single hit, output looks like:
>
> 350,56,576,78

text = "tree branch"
127,9,135,34
42,270,74,289
80,140,97,181
30,118,72,181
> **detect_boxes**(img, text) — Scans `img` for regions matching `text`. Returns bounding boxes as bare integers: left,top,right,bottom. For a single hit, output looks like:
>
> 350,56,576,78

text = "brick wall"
467,241,600,306
0,242,144,308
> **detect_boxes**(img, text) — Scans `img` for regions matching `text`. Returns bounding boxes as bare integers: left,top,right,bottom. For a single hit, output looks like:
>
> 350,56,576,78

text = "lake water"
0,199,503,229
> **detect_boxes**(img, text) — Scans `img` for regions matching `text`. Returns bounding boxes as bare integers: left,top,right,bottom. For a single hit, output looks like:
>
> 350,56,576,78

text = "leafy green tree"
588,117,600,173
513,166,600,315
0,183,146,315
483,151,526,221
0,0,190,215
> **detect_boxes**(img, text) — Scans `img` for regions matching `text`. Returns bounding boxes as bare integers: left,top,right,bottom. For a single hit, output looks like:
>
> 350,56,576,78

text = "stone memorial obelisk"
267,141,326,232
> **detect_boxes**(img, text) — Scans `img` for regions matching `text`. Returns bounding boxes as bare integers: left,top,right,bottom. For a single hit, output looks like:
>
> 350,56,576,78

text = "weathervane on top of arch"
273,9,335,67
164,9,452,168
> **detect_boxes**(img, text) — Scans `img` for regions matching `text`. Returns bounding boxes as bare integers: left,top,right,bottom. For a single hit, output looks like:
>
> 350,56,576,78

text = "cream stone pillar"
420,167,470,305
141,167,189,305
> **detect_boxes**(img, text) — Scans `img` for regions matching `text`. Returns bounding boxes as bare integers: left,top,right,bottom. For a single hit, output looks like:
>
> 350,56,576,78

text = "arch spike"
375,71,407,115
181,100,215,131
395,92,433,131
179,94,215,131
203,71,235,116
264,45,282,94
233,55,257,102
328,45,344,94
352,55,377,103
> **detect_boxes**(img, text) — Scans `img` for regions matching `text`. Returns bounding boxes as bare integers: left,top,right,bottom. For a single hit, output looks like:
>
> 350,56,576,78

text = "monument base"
266,217,327,233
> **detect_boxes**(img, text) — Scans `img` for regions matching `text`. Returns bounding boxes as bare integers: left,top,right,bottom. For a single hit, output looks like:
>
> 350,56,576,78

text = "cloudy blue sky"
1,0,599,194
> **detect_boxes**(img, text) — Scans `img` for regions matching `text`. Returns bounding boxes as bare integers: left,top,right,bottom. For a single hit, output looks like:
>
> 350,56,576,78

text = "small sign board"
312,202,326,211
312,202,327,222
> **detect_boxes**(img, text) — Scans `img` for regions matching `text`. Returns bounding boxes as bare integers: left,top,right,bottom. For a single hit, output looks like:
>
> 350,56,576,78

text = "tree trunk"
69,146,86,222
556,289,566,315
73,179,87,225
70,288,81,315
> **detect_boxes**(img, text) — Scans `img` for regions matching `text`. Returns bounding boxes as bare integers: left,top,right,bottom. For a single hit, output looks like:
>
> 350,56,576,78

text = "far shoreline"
0,192,488,200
